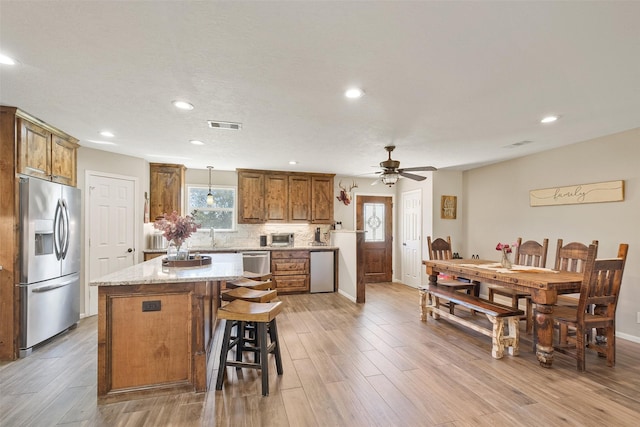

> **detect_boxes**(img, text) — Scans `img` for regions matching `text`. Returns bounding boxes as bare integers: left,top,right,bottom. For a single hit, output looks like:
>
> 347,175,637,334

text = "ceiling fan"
374,145,437,186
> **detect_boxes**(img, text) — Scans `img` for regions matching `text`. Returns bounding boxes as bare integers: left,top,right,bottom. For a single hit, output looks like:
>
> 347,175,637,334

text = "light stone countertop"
90,253,243,286
143,245,338,253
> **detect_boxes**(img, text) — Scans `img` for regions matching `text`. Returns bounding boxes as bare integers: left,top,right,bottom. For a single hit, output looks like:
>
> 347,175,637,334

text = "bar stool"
243,271,273,281
221,287,277,303
216,300,283,396
226,277,272,290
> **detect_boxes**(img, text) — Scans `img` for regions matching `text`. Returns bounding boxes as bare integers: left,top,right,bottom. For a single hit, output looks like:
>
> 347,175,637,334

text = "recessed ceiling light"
345,88,364,99
173,100,194,110
0,53,16,65
289,161,298,165
99,130,114,137
541,115,559,124
190,140,204,145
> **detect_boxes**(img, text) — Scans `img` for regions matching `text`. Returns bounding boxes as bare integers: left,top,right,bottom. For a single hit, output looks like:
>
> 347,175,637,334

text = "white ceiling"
1,1,639,177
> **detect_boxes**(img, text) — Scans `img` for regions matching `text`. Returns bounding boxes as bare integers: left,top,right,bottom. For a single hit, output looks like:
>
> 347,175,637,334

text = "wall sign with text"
529,180,624,207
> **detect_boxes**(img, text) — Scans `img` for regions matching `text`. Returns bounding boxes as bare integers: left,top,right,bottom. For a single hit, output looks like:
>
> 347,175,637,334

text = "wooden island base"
97,280,220,402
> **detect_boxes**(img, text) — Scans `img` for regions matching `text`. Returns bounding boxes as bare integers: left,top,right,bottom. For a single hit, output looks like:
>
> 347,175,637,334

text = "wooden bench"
419,285,524,359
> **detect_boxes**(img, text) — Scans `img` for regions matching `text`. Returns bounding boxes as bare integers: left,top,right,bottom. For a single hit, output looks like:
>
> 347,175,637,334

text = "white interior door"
87,172,137,316
401,190,422,288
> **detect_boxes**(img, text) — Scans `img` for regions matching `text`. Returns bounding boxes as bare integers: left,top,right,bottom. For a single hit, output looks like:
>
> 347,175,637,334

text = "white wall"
77,147,149,315
463,127,639,341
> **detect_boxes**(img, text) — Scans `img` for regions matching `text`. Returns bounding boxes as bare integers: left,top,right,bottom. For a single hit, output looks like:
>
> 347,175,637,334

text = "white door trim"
83,170,139,317
401,189,422,288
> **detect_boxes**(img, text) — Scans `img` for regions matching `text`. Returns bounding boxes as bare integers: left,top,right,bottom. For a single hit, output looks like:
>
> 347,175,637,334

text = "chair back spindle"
577,244,628,324
427,236,453,261
554,239,599,273
514,238,549,267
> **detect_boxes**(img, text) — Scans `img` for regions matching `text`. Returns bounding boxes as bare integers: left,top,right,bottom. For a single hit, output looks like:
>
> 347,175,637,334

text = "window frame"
186,184,237,232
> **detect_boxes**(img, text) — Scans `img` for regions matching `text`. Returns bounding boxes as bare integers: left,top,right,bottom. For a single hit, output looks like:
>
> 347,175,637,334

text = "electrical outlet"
637,312,640,324
142,300,161,312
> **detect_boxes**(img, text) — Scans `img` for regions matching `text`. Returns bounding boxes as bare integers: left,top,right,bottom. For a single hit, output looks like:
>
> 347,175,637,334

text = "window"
363,202,386,242
187,185,236,231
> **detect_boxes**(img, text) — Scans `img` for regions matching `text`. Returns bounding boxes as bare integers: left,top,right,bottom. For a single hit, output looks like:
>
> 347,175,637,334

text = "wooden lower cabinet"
143,252,165,261
271,250,310,293
97,281,218,401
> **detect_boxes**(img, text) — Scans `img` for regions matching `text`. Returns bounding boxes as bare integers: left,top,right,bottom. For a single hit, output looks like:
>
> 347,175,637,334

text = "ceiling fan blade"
371,178,381,186
398,166,437,172
399,171,427,181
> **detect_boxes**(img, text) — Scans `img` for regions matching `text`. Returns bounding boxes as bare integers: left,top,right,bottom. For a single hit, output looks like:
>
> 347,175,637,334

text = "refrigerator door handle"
32,280,74,293
61,199,70,259
53,199,63,260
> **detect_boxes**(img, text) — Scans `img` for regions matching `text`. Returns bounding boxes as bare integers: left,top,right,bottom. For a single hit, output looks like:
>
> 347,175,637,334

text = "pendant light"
206,166,214,205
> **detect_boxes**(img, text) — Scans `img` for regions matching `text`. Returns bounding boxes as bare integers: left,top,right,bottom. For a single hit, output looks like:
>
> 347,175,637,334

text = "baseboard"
617,331,640,344
338,289,357,303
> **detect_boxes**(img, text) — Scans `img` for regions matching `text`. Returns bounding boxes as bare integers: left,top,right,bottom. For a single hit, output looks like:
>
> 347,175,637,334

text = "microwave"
271,233,294,247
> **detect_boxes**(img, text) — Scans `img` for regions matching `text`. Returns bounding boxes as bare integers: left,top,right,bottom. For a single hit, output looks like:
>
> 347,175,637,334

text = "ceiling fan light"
381,172,399,186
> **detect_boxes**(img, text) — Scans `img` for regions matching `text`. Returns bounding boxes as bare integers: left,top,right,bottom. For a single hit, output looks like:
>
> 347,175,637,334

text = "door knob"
127,248,134,253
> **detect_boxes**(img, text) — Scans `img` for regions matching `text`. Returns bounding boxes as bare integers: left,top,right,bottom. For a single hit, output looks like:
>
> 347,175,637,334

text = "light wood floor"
2,282,640,426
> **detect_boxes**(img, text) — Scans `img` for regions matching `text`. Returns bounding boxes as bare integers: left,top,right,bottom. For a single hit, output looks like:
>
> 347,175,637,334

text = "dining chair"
427,236,477,314
532,239,599,350
553,243,628,371
488,237,548,333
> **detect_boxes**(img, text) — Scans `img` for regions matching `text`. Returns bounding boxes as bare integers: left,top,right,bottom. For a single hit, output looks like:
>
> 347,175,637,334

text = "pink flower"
153,211,200,248
496,242,517,253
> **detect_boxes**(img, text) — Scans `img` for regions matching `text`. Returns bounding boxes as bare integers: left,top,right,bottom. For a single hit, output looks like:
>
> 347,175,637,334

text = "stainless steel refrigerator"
18,177,81,357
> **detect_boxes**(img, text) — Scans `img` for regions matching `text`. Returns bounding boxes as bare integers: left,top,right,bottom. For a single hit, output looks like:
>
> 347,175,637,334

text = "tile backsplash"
144,223,334,249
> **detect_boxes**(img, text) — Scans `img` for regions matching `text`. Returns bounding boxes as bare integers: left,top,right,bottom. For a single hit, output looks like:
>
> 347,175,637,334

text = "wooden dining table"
423,258,583,368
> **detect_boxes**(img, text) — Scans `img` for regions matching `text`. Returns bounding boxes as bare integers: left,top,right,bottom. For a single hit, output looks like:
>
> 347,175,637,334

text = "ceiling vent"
208,120,242,130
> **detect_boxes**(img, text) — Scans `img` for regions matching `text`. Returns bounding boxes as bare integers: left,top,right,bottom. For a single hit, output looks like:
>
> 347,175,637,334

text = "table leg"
534,303,555,368
472,280,480,297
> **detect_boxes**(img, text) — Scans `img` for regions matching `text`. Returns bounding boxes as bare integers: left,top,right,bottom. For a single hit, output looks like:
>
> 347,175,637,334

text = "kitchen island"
90,253,243,402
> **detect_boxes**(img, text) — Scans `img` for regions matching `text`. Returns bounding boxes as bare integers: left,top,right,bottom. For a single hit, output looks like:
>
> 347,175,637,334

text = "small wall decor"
530,180,624,207
336,179,358,206
441,195,457,219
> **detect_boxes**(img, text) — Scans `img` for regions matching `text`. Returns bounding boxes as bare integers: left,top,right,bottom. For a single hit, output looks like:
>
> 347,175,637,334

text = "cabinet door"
237,171,265,223
264,173,288,222
311,175,334,223
51,135,78,186
288,175,311,222
17,118,51,180
150,163,185,220
273,275,309,293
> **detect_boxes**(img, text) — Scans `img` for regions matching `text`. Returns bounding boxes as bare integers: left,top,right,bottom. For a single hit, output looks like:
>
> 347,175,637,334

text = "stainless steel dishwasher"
310,251,334,293
241,251,271,275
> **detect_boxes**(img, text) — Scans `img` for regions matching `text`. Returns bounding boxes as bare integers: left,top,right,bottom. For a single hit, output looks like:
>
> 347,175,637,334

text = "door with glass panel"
356,195,393,283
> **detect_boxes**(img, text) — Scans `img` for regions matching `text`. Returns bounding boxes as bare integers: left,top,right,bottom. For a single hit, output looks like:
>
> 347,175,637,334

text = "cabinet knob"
127,248,134,253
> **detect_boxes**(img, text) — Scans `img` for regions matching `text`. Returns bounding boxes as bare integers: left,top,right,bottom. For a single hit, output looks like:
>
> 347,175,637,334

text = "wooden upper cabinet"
17,119,51,180
51,134,78,186
149,163,185,220
264,173,288,222
15,111,79,187
311,175,334,224
288,175,311,222
237,170,265,223
237,169,334,224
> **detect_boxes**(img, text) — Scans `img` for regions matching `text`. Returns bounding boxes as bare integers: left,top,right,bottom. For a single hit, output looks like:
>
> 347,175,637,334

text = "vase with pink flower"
154,211,200,261
496,242,517,269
